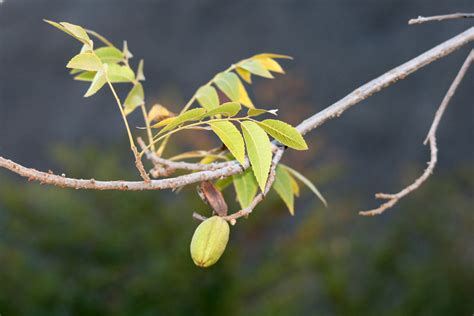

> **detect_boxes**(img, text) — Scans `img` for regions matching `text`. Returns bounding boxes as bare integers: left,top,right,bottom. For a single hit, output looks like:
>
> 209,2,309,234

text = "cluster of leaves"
45,20,325,217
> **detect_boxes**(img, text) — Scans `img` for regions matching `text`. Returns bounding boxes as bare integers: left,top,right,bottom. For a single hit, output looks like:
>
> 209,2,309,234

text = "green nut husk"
190,216,230,268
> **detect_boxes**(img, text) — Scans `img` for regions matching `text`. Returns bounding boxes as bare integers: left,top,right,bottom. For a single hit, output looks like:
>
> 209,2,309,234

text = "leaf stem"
155,64,236,156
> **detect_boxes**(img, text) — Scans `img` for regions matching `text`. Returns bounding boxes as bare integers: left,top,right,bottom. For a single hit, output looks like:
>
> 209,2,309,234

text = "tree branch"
1,27,473,194
359,49,473,216
409,13,474,25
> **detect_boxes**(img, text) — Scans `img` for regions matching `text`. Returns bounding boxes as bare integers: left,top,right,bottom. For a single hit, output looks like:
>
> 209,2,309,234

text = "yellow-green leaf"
241,121,272,191
236,67,252,84
252,53,293,60
259,58,284,73
209,121,245,165
150,117,175,129
257,119,308,150
273,165,295,215
94,47,124,64
204,102,241,118
247,108,278,117
66,52,102,71
289,173,300,197
159,108,206,134
124,83,145,115
44,20,92,47
233,168,258,208
238,60,273,79
74,71,96,81
137,59,146,81
196,86,219,110
84,70,106,97
214,72,240,102
106,64,135,83
281,165,327,207
238,81,254,108
61,22,91,44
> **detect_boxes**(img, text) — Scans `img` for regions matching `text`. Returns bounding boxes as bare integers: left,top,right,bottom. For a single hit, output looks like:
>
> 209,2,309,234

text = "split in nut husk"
190,216,230,267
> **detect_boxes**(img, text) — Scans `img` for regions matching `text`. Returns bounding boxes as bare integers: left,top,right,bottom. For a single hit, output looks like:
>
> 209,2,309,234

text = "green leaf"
159,108,207,134
84,70,106,97
241,121,272,191
247,108,278,117
106,64,135,83
281,165,327,207
196,86,219,110
209,121,245,165
273,165,295,215
257,119,308,150
124,83,145,115
74,71,96,81
233,168,258,208
204,102,241,118
238,60,273,79
44,20,92,47
215,177,233,191
61,22,91,44
66,52,102,71
150,117,175,129
136,59,146,81
94,47,124,64
214,72,240,102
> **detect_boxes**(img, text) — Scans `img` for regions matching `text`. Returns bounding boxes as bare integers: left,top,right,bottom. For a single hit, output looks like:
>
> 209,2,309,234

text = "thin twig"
360,49,473,216
1,27,473,191
409,13,474,25
137,138,236,172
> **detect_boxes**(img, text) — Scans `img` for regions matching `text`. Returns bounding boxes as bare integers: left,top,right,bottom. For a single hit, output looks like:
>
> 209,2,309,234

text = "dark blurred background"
1,0,473,315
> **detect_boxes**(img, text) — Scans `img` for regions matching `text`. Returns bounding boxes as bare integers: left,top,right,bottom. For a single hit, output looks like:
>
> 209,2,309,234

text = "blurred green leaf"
107,64,135,83
238,60,273,79
281,164,327,207
233,168,258,208
159,108,207,134
214,72,240,102
204,102,241,118
196,86,219,110
273,165,295,215
84,70,106,97
124,83,145,115
66,52,102,71
94,47,124,64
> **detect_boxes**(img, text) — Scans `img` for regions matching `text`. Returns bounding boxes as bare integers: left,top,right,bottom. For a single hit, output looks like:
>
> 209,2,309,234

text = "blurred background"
1,0,473,315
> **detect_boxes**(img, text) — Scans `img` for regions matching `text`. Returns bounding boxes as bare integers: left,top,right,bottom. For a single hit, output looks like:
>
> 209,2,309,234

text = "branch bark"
359,49,474,216
409,13,474,25
1,27,473,195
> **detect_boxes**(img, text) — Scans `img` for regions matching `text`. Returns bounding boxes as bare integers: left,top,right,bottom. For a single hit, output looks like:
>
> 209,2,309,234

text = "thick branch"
360,49,473,216
1,27,473,191
296,27,474,135
409,13,474,25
